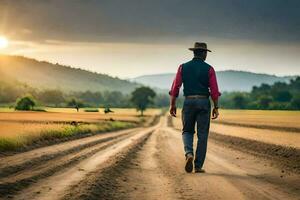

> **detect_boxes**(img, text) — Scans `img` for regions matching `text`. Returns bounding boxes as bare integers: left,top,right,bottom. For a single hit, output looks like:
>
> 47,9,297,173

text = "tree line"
1,77,299,111
219,77,300,110
0,80,169,110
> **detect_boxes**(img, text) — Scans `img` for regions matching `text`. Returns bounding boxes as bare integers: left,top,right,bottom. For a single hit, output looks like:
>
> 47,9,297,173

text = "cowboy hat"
188,42,211,52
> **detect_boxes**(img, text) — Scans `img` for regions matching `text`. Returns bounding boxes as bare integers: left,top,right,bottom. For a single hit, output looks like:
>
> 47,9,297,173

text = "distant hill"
0,55,140,93
131,71,296,92
1,55,296,94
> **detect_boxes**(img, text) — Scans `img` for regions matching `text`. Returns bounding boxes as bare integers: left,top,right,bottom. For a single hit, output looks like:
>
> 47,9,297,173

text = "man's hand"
170,106,177,117
212,108,219,120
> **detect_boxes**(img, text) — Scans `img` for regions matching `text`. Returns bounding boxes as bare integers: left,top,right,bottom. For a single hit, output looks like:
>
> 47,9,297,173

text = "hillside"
131,71,295,92
0,55,139,93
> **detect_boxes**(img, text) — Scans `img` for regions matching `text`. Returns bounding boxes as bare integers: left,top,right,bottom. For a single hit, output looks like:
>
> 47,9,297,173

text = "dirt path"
1,116,300,200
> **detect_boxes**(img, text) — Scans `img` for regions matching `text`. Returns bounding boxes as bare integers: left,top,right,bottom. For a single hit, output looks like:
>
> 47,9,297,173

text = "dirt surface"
1,116,299,200
210,123,300,148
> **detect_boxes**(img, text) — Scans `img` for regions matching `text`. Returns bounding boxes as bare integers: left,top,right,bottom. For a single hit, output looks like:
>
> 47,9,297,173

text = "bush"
32,108,47,112
15,95,36,111
84,109,99,112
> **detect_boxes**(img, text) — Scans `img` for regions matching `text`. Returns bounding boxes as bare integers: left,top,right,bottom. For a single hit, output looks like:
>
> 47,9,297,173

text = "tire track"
63,131,153,200
8,125,158,200
0,128,140,177
209,131,300,173
0,131,137,197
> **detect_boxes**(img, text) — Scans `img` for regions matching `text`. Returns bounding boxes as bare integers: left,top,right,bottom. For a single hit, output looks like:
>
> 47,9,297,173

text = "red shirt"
169,65,221,101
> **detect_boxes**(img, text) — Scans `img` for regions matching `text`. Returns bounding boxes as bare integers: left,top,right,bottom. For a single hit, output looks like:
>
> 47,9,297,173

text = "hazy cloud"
0,0,299,44
1,0,299,77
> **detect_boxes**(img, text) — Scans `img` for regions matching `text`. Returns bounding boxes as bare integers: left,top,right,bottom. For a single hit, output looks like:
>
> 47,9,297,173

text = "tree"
104,91,124,107
291,94,300,110
15,95,36,111
67,98,84,112
258,95,273,109
251,83,271,98
131,87,156,116
38,89,65,107
272,90,292,102
80,90,103,106
232,94,247,109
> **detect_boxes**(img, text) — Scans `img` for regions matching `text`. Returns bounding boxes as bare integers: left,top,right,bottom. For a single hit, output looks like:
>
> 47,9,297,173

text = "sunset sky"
0,0,299,78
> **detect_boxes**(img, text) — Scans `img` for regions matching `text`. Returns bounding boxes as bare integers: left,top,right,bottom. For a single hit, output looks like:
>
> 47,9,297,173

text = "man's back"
182,58,211,97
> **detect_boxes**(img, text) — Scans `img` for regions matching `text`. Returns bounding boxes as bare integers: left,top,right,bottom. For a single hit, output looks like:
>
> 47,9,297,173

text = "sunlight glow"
0,36,8,49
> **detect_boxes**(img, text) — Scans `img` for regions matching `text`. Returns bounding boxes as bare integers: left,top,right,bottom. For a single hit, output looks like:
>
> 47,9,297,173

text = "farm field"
0,113,299,200
213,109,300,130
0,108,160,123
0,108,161,152
172,109,300,147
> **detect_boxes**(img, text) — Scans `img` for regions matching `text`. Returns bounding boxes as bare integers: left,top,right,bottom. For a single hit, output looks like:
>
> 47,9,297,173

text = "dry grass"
0,121,135,151
0,108,161,152
0,108,161,123
0,122,68,138
216,109,300,129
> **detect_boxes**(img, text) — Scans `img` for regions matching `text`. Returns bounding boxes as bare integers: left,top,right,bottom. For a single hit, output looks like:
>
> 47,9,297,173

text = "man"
169,42,221,173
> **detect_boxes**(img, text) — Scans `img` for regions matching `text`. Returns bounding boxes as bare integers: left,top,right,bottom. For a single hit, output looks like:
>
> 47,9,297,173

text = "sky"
0,0,299,78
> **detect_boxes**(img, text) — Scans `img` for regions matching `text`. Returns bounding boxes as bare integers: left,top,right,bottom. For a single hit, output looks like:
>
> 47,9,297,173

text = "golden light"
0,36,8,49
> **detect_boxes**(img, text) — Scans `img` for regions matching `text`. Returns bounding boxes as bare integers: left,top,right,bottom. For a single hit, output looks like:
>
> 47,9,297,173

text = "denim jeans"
182,98,211,169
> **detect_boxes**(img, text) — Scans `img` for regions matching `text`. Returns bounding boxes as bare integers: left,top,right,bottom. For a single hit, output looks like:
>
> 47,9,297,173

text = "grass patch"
32,108,47,112
0,121,135,152
84,109,99,112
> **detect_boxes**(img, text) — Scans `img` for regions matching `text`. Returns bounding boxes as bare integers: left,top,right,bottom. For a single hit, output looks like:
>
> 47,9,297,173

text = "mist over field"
132,71,295,92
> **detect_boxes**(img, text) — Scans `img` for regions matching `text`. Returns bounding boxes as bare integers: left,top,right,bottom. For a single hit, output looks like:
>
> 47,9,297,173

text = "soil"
0,116,299,200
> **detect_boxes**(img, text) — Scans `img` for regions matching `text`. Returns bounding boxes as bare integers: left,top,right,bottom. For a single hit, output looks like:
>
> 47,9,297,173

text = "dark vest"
182,58,211,97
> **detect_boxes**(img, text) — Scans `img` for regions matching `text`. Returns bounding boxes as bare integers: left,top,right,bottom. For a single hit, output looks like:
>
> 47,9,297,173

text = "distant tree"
232,94,246,109
272,90,292,102
103,91,124,107
67,98,84,112
131,87,156,116
38,89,65,107
15,95,36,111
291,94,300,110
290,77,300,91
153,94,170,108
251,83,271,98
0,81,23,103
80,90,103,106
258,95,273,109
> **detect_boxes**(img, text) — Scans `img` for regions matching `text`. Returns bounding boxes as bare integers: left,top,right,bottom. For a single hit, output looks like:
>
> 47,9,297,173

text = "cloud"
0,0,299,44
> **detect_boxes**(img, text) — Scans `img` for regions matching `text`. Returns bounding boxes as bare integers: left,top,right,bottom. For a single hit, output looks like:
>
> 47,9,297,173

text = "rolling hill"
0,55,139,93
131,71,295,92
1,55,296,94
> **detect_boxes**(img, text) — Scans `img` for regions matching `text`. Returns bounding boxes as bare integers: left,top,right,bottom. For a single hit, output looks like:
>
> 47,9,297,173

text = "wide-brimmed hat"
188,42,211,52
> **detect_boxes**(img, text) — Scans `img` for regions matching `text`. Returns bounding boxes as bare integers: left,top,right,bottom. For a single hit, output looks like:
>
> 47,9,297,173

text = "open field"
0,115,299,200
214,109,300,131
0,108,161,153
0,108,161,123
172,109,300,147
173,109,300,130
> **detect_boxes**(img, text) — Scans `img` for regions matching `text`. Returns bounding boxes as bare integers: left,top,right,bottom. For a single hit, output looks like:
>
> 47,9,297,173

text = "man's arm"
169,65,183,117
209,67,221,119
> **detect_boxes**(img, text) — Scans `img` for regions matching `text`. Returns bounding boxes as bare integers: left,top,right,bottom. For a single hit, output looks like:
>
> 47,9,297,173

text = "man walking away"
169,42,221,173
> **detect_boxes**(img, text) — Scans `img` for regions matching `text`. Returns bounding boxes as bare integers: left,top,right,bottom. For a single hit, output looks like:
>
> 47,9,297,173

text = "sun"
0,36,8,49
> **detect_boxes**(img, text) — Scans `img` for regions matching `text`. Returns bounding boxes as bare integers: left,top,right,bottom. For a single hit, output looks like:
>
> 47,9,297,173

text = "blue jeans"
182,98,211,169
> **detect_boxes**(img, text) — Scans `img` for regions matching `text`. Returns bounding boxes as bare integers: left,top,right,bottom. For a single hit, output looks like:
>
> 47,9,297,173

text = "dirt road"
1,116,299,200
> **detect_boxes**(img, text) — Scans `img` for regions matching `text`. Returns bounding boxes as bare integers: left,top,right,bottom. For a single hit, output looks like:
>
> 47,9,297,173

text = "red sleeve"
209,67,221,101
169,65,183,97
